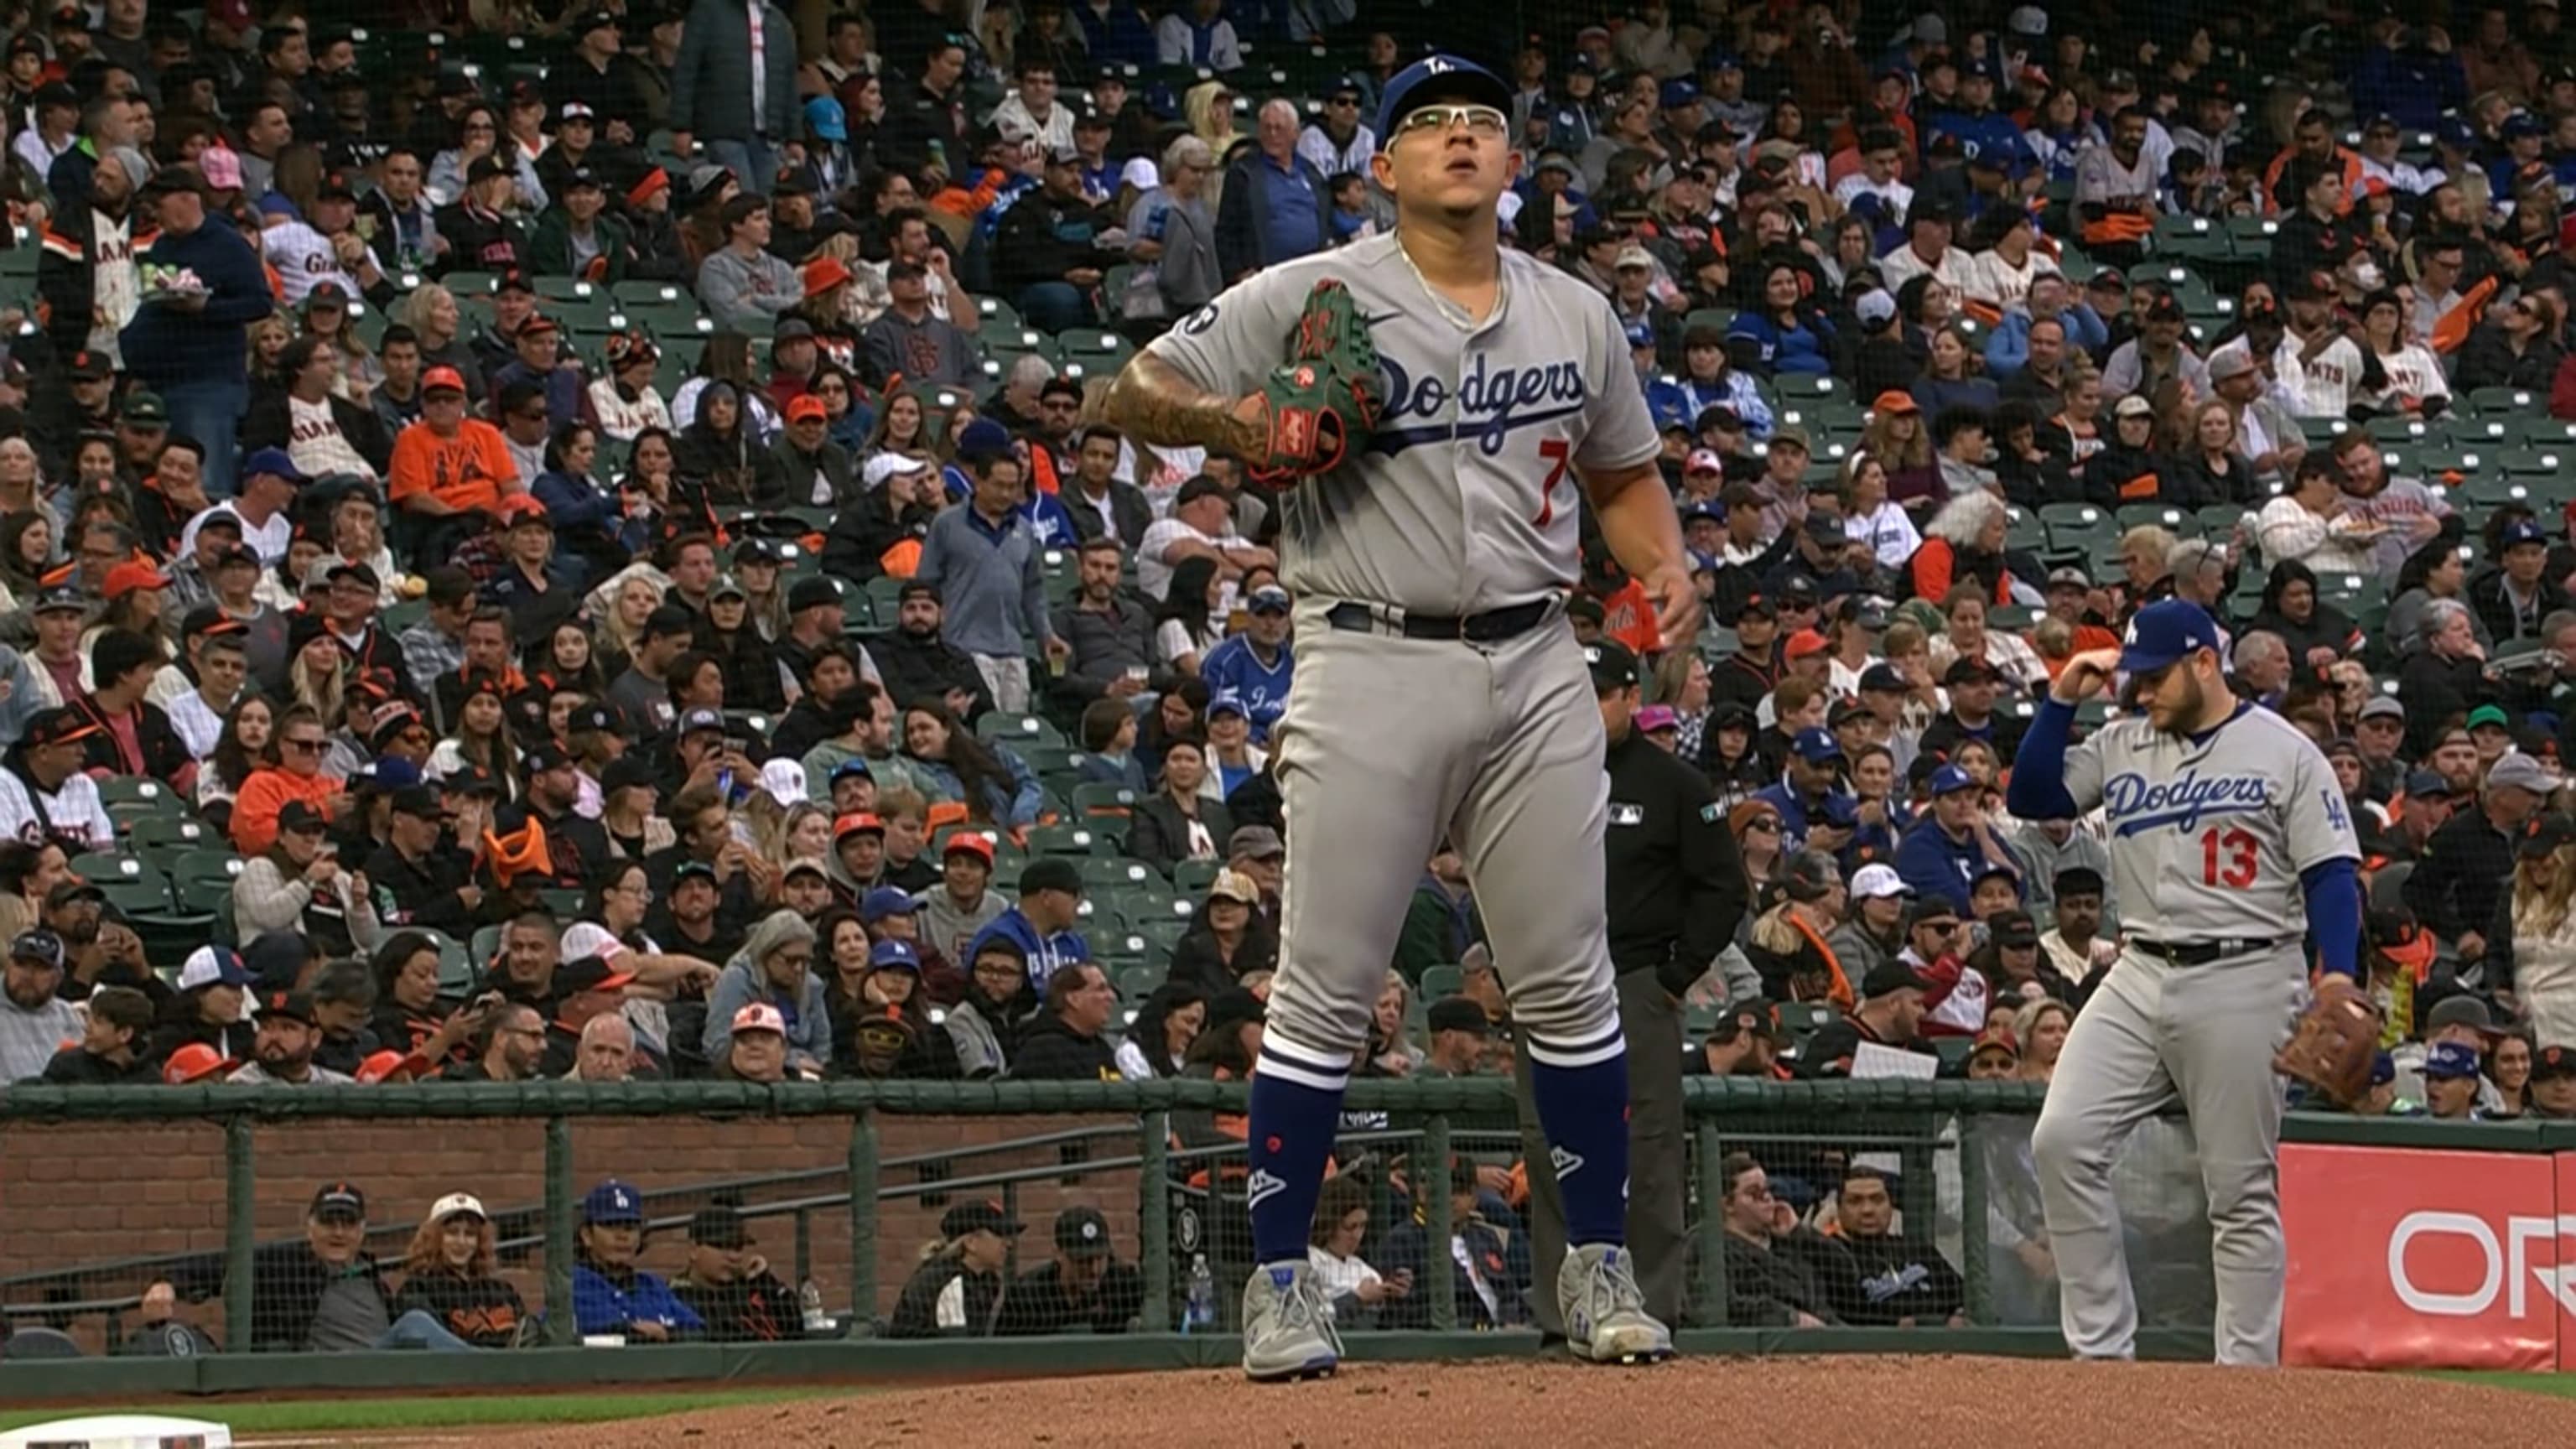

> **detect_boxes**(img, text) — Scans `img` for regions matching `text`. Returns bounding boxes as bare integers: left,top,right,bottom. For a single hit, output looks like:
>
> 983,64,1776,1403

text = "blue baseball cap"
829,756,874,783
1790,727,1844,763
1659,78,1700,109
2423,1041,2484,1081
1374,55,1514,149
1680,499,1725,525
869,937,922,972
242,446,309,485
1929,763,1978,796
582,1180,644,1226
1819,793,1860,828
1208,692,1249,720
2116,600,2225,675
860,886,920,923
2502,518,2551,549
1623,317,1656,349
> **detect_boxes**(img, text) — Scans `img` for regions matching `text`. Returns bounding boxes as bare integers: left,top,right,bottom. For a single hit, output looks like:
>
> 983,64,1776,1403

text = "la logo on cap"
1425,56,1454,73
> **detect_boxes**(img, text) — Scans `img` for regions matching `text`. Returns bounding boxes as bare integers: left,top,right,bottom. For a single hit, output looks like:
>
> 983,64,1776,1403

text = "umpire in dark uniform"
1518,640,1749,1337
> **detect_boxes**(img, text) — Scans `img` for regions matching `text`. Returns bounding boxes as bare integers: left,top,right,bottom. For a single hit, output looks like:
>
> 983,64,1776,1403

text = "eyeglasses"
515,407,549,421
1397,104,1508,138
283,737,325,754
1744,818,1781,834
1328,95,1358,107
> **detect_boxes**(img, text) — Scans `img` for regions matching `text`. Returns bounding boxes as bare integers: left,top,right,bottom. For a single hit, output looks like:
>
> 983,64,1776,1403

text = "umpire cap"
1587,640,1639,693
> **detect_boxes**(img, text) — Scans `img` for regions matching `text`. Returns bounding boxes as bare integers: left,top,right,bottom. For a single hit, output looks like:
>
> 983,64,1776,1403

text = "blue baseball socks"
1527,1029,1633,1245
1246,1033,1353,1265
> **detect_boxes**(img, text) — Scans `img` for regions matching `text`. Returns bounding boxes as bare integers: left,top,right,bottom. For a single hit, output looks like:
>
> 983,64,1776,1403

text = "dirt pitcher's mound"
488,1354,2576,1449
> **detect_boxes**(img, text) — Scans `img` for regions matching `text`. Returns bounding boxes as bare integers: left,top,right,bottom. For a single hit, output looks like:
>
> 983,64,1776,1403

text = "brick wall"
0,1114,1145,1339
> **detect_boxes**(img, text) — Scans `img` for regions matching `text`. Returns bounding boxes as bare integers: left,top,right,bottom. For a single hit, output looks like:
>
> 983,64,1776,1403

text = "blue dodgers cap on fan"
2502,517,2551,549
2423,1041,2484,1081
1375,54,1514,148
1929,763,1978,796
2116,600,2225,675
582,1180,644,1226
1790,726,1843,763
869,937,922,972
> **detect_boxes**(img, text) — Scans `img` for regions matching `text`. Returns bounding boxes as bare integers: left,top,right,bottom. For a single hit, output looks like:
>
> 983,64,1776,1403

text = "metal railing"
1,1078,2556,1375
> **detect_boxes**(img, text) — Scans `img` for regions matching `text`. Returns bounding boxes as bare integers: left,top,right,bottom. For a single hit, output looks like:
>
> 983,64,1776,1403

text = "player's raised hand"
2052,647,2122,704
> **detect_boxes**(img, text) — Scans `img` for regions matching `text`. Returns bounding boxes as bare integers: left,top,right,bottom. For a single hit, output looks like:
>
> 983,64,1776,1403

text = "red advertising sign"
2281,1143,2560,1370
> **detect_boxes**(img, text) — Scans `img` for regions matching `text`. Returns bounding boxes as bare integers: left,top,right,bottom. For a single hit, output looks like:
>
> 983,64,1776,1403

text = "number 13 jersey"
2059,702,2360,946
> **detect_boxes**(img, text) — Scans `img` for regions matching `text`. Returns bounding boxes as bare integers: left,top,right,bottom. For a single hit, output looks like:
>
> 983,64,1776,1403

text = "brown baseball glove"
1239,278,1382,483
2272,974,2382,1106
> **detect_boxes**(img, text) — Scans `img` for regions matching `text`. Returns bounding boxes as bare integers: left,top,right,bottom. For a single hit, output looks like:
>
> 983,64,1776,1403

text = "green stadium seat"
1080,857,1159,892
1026,822,1109,856
126,815,214,869
1171,857,1222,898
1071,782,1138,819
978,712,1067,749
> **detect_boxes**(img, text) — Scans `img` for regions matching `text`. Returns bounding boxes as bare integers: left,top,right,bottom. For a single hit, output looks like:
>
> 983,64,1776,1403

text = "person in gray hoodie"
0,927,81,1081
701,908,829,1074
666,0,802,195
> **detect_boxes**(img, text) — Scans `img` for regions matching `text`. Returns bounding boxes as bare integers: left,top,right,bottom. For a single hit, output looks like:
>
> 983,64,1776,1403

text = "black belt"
2130,937,2286,966
1323,598,1555,643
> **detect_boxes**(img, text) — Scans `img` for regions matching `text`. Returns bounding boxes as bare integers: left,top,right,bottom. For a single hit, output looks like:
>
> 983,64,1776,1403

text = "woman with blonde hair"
2012,999,2072,1084
1646,649,1711,762
1856,394,1939,512
1368,970,1422,1076
2506,815,2576,1052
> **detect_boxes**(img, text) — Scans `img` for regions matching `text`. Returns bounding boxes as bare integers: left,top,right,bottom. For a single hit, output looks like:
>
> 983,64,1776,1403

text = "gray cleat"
1557,1243,1674,1364
1240,1259,1342,1382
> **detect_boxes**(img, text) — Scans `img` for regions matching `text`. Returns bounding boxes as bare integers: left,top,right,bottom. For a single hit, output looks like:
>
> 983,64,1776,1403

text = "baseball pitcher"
2004,600,2366,1366
1103,55,1696,1380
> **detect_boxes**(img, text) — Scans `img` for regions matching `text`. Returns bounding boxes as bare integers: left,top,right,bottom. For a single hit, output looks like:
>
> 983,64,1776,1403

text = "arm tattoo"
1103,353,1265,457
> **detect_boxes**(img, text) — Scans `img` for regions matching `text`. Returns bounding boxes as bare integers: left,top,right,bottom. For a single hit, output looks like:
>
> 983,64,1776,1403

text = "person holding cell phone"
234,797,382,957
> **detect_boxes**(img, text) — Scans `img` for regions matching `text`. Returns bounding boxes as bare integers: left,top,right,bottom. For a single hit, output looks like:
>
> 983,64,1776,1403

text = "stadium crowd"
7,0,2576,1351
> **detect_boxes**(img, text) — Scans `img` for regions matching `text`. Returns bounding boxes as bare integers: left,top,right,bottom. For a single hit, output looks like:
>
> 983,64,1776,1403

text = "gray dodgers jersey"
1143,231,1662,616
2058,704,2360,943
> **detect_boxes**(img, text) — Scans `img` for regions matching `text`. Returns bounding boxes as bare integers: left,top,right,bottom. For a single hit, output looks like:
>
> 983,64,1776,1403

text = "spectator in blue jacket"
1728,262,1836,376
1648,325,1775,440
1893,764,2019,912
123,165,274,497
573,1179,707,1341
1215,99,1329,283
1196,584,1293,742
966,855,1093,994
1751,727,1852,856
1983,273,2109,381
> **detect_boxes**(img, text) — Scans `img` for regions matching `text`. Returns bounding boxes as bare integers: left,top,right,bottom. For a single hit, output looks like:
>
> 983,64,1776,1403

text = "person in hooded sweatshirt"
1005,958,1119,1080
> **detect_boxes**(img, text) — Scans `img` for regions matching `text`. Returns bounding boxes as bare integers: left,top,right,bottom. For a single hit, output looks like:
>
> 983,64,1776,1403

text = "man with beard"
1055,538,1161,713
1820,1164,1964,1327
947,934,1033,1078
2007,600,2360,1367
442,1001,548,1082
0,928,82,1081
874,584,992,723
228,990,359,1084
37,142,143,369
496,744,610,889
